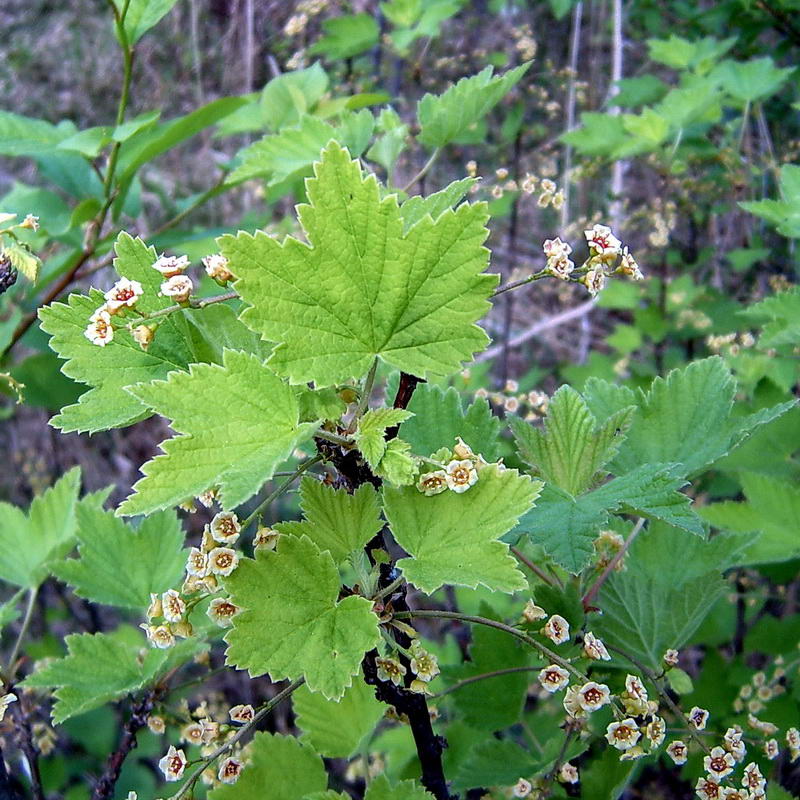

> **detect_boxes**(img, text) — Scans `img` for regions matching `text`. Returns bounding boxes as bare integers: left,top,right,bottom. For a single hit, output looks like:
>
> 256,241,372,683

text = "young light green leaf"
365,776,435,800
0,467,81,589
309,13,380,60
23,628,200,724
260,63,329,132
118,349,316,516
220,141,496,386
121,0,180,43
38,233,198,433
0,111,67,157
224,535,381,699
510,386,635,496
374,437,418,486
275,477,383,566
209,732,327,800
399,177,478,234
293,676,385,759
740,165,800,238
383,465,540,593
417,64,530,148
354,407,414,467
3,241,41,282
713,57,795,104
53,504,186,608
390,381,502,461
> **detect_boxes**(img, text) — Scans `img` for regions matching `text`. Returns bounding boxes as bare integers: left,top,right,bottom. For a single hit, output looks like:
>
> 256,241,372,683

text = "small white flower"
512,778,532,798
786,727,800,762
409,643,439,682
207,547,239,577
218,757,244,785
104,278,144,312
582,267,606,297
147,715,165,735
199,718,219,744
146,592,163,620
666,740,688,765
538,664,569,693
152,254,189,277
742,762,766,792
203,253,235,283
376,657,406,686
622,674,650,715
764,738,779,760
724,727,746,762
210,512,241,545
444,459,478,493
546,254,575,280
689,706,710,730
185,547,208,578
160,274,193,303
704,746,736,779
618,246,644,280
543,614,570,645
158,745,187,781
558,762,579,784
417,470,448,496
543,237,572,260
207,597,241,627
663,648,680,667
576,681,611,712
21,214,39,231
521,600,547,623
695,777,721,800
161,589,185,623
84,307,114,346
646,717,666,748
181,721,205,745
0,693,17,722
583,632,611,661
720,789,750,800
563,685,587,719
142,624,175,649
253,527,279,551
584,224,622,258
229,704,255,725
132,324,155,350
605,718,641,750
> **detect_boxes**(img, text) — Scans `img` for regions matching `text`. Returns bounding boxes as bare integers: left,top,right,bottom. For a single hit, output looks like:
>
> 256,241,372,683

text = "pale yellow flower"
417,470,448,496
210,511,241,545
84,307,114,346
605,718,641,750
666,739,688,765
152,254,189,277
161,589,185,623
104,278,143,312
576,681,611,712
207,597,241,627
543,614,570,645
376,656,406,686
704,746,736,779
158,745,187,781
229,704,255,725
218,757,244,784
207,547,239,577
538,664,569,693
160,275,193,304
203,253,235,283
445,460,478,493
582,632,610,661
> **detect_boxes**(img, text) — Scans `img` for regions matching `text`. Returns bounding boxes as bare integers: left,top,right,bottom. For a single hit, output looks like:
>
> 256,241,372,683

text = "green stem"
433,665,544,698
167,678,305,800
241,455,323,531
314,429,355,448
132,291,238,324
372,575,405,603
511,546,559,588
5,587,38,682
401,148,440,193
353,357,379,423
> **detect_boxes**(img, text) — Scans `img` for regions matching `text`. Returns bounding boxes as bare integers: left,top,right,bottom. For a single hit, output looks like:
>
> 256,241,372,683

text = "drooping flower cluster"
84,278,144,346
416,437,488,496
539,224,643,298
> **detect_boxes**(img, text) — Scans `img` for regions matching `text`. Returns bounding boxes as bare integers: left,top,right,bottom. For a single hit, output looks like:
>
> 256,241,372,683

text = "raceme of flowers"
541,223,644,298
83,252,234,347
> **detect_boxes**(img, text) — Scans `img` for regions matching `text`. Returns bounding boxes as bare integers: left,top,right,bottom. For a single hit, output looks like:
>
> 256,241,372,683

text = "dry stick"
476,299,596,363
168,678,305,800
561,1,584,230
582,518,644,610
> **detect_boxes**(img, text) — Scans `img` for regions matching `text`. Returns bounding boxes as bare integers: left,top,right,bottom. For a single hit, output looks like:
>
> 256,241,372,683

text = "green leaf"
310,13,380,60
208,732,327,800
365,776,434,800
375,438,418,486
224,535,381,699
585,358,783,478
0,468,81,589
118,349,316,516
39,233,198,433
53,504,186,608
23,628,199,724
741,165,800,238
221,141,495,385
647,35,735,71
0,111,68,156
561,112,628,157
260,64,329,132
445,603,532,730
229,114,374,186
399,177,477,234
515,465,704,573
713,57,795,103
383,464,540,593
451,738,538,790
3,241,41,282
354,407,414,468
294,676,385,758
389,380,503,461
275,477,383,566
510,386,635,496
417,63,530,148
701,472,800,565
121,0,180,43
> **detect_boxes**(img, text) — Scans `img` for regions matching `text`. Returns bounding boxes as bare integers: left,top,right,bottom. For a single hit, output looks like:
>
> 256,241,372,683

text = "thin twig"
5,587,38,681
433,665,544,698
401,149,440,193
135,291,238,322
511,546,558,587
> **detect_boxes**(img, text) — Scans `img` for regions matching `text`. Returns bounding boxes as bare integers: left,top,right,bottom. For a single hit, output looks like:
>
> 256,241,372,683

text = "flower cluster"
376,639,440,696
154,254,193,303
540,224,643,298
142,511,244,648
416,437,487,496
473,379,550,419
84,277,144,346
